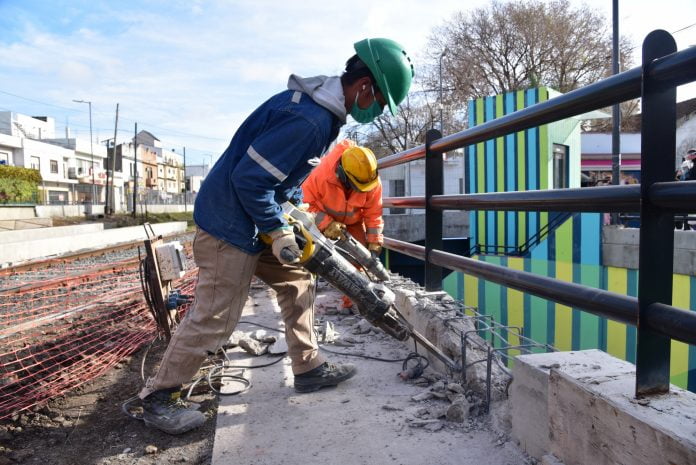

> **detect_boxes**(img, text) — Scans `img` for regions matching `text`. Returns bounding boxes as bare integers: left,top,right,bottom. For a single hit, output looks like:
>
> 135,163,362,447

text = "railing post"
635,30,677,396
425,128,443,291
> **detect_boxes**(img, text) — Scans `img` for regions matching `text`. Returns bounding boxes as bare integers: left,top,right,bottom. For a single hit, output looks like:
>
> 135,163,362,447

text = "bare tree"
426,0,634,104
345,93,450,159
357,0,637,156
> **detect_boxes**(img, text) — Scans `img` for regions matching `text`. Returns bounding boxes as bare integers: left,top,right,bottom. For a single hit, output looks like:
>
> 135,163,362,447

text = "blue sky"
0,0,694,165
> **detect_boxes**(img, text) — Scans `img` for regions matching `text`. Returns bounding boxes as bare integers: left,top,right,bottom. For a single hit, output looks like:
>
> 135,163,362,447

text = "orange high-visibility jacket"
302,140,384,245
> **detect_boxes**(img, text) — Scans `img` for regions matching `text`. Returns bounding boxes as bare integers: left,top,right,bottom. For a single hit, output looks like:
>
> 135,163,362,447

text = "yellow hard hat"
341,146,379,192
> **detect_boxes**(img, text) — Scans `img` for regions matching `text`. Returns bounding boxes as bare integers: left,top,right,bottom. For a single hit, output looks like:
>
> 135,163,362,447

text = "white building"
0,112,109,204
379,150,465,214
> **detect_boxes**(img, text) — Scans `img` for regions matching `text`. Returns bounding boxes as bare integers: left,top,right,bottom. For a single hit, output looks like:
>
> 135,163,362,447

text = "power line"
0,89,229,141
0,89,81,113
627,22,696,51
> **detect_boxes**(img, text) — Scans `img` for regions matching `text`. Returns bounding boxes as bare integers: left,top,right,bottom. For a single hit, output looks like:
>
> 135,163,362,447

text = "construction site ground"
0,227,531,465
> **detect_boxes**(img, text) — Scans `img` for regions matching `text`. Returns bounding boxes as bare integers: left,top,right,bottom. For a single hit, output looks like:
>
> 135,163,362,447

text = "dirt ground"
0,339,218,465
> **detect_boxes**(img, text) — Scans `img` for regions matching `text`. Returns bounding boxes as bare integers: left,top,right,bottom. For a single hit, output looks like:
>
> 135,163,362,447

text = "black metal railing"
378,30,696,397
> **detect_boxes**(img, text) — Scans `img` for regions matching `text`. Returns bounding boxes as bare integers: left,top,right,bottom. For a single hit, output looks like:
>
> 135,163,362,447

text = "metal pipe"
377,46,696,169
383,184,640,212
650,181,696,212
382,242,696,347
383,237,425,261
382,196,425,209
428,249,637,325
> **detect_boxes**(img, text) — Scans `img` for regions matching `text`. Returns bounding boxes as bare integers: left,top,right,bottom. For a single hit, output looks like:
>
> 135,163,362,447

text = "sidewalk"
212,282,530,465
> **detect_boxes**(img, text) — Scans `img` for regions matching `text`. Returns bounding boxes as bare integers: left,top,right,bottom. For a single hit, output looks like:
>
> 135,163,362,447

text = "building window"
30,156,40,170
553,144,569,189
0,151,9,165
389,179,406,214
50,160,58,174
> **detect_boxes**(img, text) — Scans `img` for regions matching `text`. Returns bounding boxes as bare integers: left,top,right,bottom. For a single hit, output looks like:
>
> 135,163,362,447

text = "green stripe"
496,95,505,248
538,88,549,230
516,91,526,246
485,257,502,348
529,257,549,346
555,220,572,262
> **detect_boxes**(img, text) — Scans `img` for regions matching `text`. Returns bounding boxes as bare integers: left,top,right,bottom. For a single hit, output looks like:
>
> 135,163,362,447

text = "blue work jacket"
194,89,342,253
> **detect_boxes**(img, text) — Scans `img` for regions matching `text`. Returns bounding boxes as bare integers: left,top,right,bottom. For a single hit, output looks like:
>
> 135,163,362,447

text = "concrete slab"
0,206,35,220
213,285,529,465
511,350,637,460
0,221,187,267
510,350,696,465
0,223,103,244
0,218,52,231
549,360,696,465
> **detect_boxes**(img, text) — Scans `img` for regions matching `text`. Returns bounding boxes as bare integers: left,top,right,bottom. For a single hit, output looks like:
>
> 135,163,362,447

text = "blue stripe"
468,101,477,247
580,213,601,265
505,91,516,250
485,97,496,247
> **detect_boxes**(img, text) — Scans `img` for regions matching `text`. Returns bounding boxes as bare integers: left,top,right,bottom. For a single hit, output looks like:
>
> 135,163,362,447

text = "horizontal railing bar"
383,237,425,261
383,185,640,212
428,249,637,325
650,181,696,212
383,239,696,346
430,185,640,212
643,303,696,346
377,46,696,169
382,197,426,209
378,146,427,170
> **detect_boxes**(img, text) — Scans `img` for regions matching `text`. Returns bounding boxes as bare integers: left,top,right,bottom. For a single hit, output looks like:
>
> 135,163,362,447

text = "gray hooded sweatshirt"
287,74,347,123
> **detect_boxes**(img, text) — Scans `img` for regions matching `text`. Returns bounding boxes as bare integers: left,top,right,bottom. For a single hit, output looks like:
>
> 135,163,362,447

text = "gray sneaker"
142,388,206,435
294,362,357,393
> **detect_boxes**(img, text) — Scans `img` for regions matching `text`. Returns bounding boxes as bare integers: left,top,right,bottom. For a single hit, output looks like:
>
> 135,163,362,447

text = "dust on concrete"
213,281,534,465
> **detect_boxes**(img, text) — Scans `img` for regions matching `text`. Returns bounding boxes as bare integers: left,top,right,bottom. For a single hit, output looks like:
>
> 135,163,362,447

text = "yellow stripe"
554,261,573,351
507,257,525,357
606,267,627,359
464,268,479,316
671,274,690,387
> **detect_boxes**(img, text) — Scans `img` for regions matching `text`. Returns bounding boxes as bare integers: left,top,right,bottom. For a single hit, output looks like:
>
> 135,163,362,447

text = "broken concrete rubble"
389,274,510,401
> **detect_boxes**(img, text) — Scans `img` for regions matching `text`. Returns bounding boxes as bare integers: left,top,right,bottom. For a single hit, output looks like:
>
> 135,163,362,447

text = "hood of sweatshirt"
287,74,346,123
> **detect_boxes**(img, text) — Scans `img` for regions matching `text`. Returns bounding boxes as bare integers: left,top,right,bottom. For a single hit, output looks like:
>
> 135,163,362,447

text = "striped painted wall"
443,212,696,391
465,88,581,254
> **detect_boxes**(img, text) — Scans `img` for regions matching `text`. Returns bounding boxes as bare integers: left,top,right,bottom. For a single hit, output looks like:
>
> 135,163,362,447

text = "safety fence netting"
0,253,197,420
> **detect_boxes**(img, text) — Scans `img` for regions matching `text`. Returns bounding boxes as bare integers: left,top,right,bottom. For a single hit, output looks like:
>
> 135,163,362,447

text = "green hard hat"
354,38,414,116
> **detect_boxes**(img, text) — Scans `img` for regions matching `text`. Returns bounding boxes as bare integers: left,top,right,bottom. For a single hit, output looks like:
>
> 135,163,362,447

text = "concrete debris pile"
405,377,491,432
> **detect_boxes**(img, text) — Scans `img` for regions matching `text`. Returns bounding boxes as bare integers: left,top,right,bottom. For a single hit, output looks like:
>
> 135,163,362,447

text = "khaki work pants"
139,228,325,398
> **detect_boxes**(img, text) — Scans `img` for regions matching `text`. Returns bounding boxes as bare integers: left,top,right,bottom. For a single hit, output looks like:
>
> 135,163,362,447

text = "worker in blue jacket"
138,38,414,435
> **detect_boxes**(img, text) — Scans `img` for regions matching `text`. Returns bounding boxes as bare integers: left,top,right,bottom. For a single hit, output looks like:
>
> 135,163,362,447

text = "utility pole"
183,146,187,212
438,48,448,134
132,122,138,218
106,103,119,215
72,99,95,203
611,0,621,224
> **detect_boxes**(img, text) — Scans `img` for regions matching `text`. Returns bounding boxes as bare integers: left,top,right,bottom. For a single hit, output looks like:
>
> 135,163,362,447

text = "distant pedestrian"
682,148,696,181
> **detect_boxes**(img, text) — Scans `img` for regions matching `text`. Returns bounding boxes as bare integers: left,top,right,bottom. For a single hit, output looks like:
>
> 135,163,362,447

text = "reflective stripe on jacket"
302,140,384,245
193,89,341,253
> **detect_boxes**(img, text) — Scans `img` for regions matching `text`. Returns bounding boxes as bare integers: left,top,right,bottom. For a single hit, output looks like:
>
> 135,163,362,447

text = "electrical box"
155,241,185,281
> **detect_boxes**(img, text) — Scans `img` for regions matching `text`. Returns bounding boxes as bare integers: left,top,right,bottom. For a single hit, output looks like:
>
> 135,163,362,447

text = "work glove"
368,242,382,259
268,227,301,265
323,221,346,240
